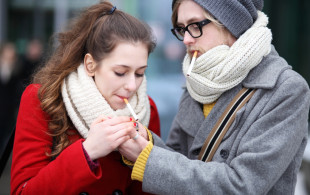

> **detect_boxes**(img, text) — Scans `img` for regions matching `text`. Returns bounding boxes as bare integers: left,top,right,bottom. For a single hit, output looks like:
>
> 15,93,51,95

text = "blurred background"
0,0,309,194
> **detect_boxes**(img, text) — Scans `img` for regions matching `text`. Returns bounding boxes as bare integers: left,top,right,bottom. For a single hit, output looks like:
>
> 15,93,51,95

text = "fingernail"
133,122,137,127
130,117,133,121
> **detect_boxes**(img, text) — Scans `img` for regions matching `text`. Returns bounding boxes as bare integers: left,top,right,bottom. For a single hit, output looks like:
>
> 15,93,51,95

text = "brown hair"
33,0,156,158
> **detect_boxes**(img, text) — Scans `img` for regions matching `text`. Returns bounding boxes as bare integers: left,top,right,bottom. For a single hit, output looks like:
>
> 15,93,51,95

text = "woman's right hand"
82,115,137,160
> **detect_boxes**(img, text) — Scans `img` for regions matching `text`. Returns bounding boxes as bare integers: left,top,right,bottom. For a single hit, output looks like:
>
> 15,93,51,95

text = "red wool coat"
11,84,161,195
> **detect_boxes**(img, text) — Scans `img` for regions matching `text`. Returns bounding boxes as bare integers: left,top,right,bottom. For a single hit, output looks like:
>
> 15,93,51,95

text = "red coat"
11,84,161,195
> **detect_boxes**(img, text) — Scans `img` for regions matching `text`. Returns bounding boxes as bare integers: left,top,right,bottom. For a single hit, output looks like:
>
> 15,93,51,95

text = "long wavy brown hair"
33,0,156,158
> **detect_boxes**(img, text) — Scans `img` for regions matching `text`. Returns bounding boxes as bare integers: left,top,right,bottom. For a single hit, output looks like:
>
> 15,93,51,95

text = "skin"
82,42,150,160
83,116,138,160
84,42,149,110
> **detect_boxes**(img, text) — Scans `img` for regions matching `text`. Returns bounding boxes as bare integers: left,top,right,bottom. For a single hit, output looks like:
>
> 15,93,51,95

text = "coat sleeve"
141,74,310,194
10,85,103,195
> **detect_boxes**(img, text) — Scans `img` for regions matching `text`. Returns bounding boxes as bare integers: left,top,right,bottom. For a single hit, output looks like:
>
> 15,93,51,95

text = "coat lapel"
189,85,243,154
175,92,205,138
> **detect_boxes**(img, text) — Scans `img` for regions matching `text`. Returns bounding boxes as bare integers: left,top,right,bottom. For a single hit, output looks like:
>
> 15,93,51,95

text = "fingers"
132,133,140,140
113,135,131,148
112,125,137,140
96,116,136,134
101,116,133,127
91,115,111,126
109,128,135,149
95,121,135,135
93,116,137,130
91,115,139,140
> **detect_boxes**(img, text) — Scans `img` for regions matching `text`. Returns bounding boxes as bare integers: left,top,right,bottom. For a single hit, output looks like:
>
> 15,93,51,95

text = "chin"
111,104,126,111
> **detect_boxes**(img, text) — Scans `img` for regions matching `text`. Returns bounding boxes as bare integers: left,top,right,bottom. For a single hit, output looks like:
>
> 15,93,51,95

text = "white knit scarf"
61,64,150,138
183,11,272,104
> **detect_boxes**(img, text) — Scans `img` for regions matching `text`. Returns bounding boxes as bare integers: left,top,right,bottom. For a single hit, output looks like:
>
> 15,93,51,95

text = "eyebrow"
177,17,203,26
115,64,148,69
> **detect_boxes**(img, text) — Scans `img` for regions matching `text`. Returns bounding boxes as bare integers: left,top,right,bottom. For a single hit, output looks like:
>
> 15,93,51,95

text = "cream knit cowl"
183,11,272,104
61,64,150,138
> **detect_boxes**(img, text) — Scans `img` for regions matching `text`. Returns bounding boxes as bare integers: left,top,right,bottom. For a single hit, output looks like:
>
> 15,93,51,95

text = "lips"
117,95,130,100
187,48,199,56
190,50,199,57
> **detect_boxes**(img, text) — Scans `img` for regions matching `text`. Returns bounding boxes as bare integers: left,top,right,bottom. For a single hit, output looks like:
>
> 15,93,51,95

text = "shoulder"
276,69,310,99
148,96,156,109
148,96,159,117
243,46,308,92
19,84,42,112
148,96,161,136
22,84,40,99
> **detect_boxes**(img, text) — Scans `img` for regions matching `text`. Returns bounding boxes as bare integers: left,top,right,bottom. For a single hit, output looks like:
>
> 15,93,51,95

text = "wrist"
82,140,98,160
82,142,100,171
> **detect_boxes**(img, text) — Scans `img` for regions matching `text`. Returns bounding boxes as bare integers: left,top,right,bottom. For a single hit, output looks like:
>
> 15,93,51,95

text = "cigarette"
187,51,198,76
123,98,139,121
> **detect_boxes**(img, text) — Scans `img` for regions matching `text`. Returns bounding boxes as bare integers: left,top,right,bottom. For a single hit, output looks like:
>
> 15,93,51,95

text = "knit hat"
172,0,264,38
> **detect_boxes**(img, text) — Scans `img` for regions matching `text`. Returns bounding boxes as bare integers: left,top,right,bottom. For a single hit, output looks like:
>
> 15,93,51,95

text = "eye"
189,24,200,32
135,72,144,77
175,27,185,35
115,72,125,77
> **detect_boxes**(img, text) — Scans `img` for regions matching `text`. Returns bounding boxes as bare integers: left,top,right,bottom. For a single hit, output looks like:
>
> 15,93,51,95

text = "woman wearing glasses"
11,1,160,194
119,0,310,194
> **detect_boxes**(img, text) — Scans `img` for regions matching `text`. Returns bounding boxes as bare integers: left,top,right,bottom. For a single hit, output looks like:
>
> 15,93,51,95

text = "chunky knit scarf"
183,11,272,104
61,64,150,138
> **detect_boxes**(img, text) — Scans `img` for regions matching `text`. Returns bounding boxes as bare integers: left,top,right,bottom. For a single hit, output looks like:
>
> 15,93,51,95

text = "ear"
84,53,97,76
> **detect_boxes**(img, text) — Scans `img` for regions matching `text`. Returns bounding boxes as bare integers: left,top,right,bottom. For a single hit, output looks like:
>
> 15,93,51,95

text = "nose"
124,75,138,92
183,31,195,46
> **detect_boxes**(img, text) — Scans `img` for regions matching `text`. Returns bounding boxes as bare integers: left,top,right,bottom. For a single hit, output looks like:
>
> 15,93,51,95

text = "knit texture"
131,141,153,182
172,0,264,38
183,11,272,104
61,64,150,138
203,102,216,118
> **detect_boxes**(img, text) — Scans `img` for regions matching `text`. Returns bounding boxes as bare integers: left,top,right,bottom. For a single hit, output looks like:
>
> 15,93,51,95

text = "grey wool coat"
144,46,310,195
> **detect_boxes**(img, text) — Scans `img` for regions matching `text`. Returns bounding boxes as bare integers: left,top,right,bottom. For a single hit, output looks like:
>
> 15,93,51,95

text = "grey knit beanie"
172,0,264,38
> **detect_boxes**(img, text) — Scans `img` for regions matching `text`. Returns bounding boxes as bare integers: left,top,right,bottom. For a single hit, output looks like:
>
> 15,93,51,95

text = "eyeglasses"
171,19,211,41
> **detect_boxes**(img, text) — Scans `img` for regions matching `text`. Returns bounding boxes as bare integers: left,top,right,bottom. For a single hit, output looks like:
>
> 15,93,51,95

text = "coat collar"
190,85,243,152
242,45,291,89
175,91,205,137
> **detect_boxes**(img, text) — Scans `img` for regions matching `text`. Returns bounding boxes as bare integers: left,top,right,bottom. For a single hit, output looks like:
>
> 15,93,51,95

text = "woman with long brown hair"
11,1,160,194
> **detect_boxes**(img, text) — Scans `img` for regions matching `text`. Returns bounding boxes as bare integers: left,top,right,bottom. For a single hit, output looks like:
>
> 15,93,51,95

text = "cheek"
94,78,107,96
136,77,144,89
94,73,115,95
202,37,222,52
200,28,224,51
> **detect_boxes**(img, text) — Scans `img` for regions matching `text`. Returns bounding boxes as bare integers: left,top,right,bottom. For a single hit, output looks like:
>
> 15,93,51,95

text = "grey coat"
143,47,310,195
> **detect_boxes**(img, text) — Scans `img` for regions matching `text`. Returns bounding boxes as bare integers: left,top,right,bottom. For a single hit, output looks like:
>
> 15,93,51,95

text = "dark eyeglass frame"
171,19,211,41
